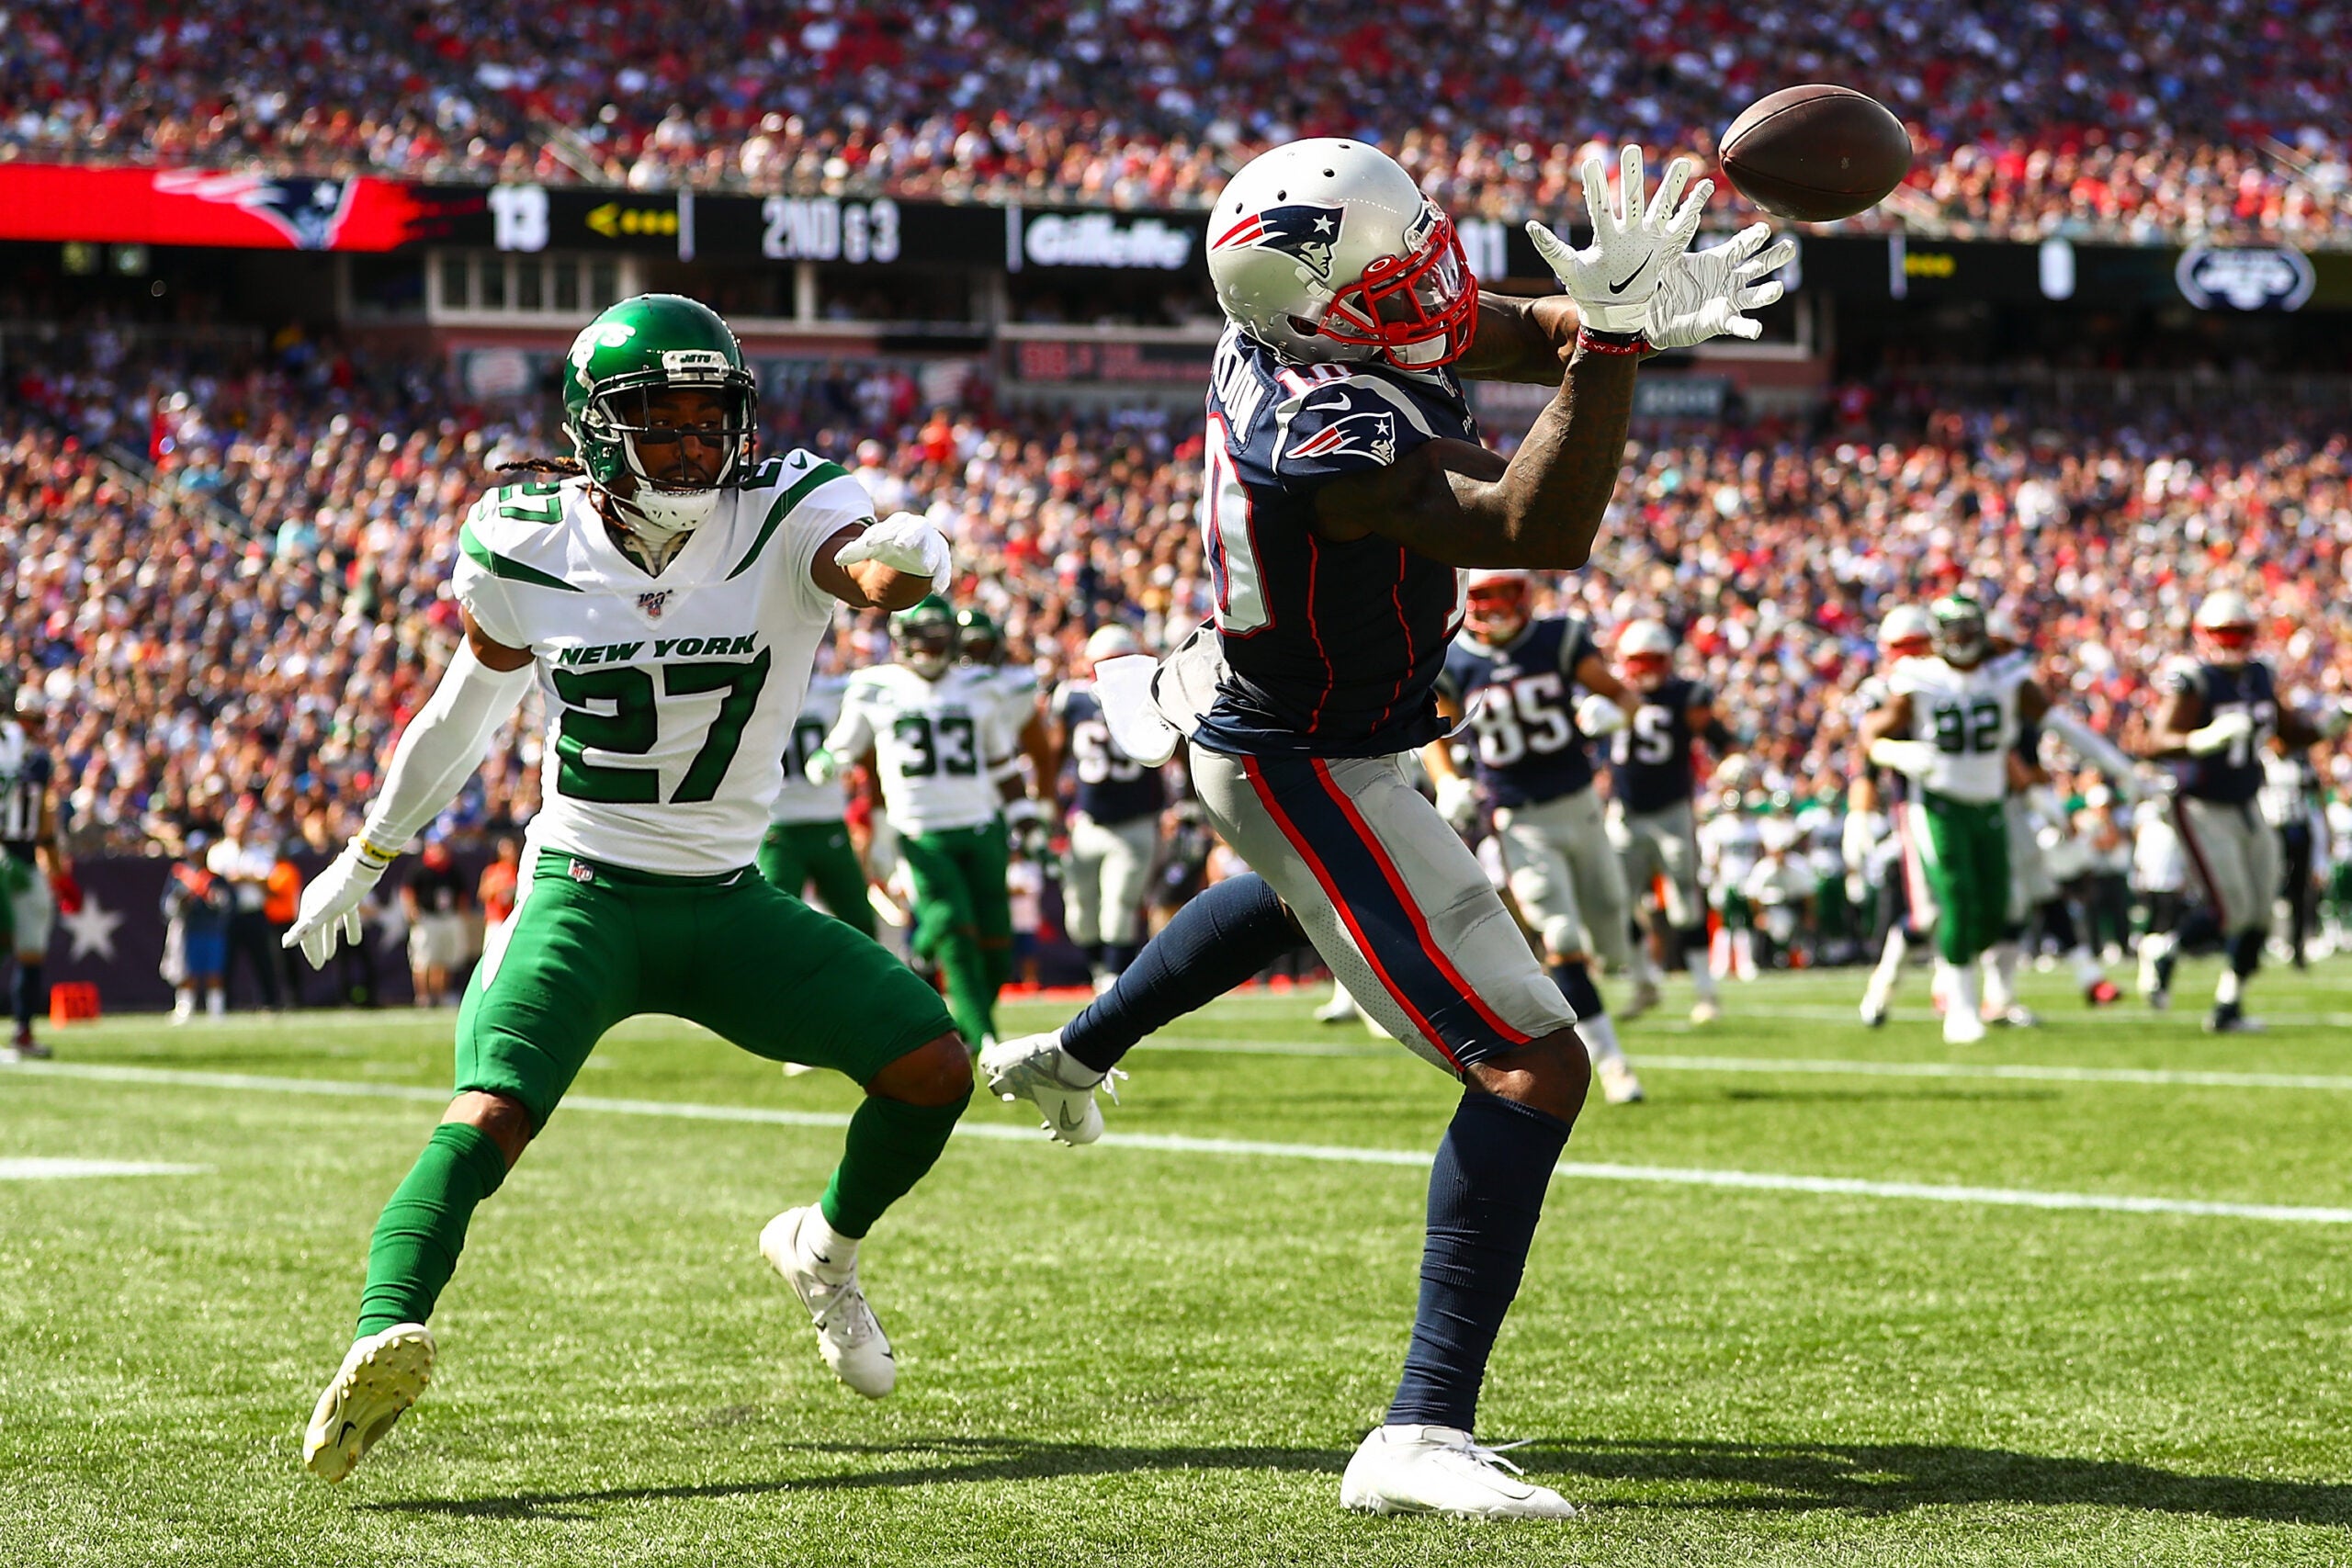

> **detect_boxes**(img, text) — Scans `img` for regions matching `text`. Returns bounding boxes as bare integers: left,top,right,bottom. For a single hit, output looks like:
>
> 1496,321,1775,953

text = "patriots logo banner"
1211,202,1345,282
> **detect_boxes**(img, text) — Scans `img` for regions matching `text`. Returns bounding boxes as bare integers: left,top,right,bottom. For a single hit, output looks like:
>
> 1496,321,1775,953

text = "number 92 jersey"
450,454,869,875
826,664,1015,834
1439,616,1602,808
1888,654,2026,806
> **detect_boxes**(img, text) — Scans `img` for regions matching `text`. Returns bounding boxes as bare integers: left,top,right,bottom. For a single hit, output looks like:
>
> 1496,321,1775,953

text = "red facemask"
1464,584,1529,643
1624,652,1671,689
1315,212,1477,370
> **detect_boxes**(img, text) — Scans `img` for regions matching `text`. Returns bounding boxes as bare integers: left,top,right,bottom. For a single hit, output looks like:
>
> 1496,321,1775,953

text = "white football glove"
1575,693,1630,737
833,511,951,586
1525,144,1711,335
1435,774,1481,832
804,747,842,786
282,840,390,968
1867,739,1939,780
2185,709,2255,756
1643,222,1797,349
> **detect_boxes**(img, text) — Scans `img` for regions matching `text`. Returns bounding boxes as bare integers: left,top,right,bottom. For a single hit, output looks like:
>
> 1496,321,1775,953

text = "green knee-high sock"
820,1089,971,1239
936,928,994,1046
356,1122,510,1336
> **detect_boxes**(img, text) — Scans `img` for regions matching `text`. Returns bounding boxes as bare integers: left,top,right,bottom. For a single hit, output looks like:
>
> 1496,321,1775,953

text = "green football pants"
899,823,1012,1048
758,818,876,939
1917,793,2009,965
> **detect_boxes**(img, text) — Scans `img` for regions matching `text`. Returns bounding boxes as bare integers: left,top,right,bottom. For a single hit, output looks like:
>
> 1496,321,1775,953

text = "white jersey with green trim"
448,450,871,874
980,660,1041,739
1891,654,2026,805
826,663,1014,834
770,672,850,827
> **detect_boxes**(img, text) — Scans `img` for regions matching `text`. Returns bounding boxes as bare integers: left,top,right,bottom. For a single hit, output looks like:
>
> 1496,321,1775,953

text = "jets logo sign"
1211,202,1345,282
2175,245,2315,312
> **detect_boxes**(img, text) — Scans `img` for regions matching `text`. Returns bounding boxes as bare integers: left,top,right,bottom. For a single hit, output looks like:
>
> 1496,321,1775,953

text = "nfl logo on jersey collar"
637,590,673,621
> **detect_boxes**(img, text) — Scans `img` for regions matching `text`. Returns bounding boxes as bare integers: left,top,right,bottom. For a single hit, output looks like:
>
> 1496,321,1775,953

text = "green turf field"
4,955,2349,1565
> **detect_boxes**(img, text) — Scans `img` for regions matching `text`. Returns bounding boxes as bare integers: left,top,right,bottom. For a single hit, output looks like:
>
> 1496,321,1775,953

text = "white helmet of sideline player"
2192,589,2257,665
1206,138,1476,370
1618,618,1675,691
1083,623,1143,668
1462,568,1533,646
1878,604,1936,660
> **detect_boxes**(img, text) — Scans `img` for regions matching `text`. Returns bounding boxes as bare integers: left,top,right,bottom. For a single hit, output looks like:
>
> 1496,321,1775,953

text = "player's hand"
1643,222,1797,349
1525,144,1710,335
1435,774,1481,832
804,747,842,786
2185,710,2254,756
284,840,389,968
1867,739,1939,779
834,512,951,585
1575,693,1629,737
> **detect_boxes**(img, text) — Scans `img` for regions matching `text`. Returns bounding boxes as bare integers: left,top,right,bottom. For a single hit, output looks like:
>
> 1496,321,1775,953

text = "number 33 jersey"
1440,616,1603,808
826,664,1015,834
449,453,871,875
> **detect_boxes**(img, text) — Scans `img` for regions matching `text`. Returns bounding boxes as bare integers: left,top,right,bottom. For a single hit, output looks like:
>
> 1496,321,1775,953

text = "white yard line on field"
0,1157,209,1179
11,1060,2349,1225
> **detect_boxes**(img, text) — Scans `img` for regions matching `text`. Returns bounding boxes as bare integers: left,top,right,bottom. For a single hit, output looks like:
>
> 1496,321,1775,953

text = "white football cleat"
760,1206,895,1398
1943,1008,1987,1045
1340,1425,1578,1519
979,1029,1119,1146
1618,978,1661,1022
303,1323,435,1483
1689,999,1720,1024
1596,1057,1645,1105
1314,989,1360,1024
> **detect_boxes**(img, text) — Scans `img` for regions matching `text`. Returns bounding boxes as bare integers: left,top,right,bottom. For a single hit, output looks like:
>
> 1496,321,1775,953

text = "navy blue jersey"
1610,675,1712,814
1441,617,1601,808
1189,326,1473,757
1053,681,1166,825
2169,658,2278,804
0,721,51,862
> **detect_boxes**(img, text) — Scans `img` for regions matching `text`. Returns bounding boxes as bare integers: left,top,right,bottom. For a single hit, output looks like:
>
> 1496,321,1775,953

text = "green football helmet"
954,606,1004,667
561,293,757,547
1929,592,1989,667
893,595,958,680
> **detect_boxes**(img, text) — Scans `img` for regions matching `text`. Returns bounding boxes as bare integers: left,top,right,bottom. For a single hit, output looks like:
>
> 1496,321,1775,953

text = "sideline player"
1424,569,1645,1103
2140,591,2340,1031
1851,605,1937,1026
0,679,60,1061
762,666,876,938
283,295,969,1482
1049,624,1167,990
1862,594,2137,1043
1606,617,1735,1023
984,139,1788,1516
815,596,1021,1050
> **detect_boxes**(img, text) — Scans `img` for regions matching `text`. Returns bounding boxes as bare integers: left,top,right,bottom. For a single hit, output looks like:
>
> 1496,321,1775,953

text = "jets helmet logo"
1212,203,1345,282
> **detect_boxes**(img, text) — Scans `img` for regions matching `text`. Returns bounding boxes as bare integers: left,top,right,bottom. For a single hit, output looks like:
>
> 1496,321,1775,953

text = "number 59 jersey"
827,663,1014,834
1440,616,1603,808
450,454,871,876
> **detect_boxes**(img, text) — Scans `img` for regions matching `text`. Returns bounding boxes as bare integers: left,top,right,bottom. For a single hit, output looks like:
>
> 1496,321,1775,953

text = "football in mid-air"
1719,85,1912,222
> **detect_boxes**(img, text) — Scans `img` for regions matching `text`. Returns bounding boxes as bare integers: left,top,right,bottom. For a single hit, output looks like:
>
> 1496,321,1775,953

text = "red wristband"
1576,326,1648,355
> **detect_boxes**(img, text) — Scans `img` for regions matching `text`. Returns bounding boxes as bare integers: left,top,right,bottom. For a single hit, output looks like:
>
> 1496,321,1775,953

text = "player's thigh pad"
2176,796,2262,935
1191,746,1574,1074
1059,822,1108,947
1493,794,1593,963
1555,790,1634,970
454,858,647,1128
673,872,956,1078
1099,818,1160,945
1645,804,1705,930
9,868,54,956
899,830,979,953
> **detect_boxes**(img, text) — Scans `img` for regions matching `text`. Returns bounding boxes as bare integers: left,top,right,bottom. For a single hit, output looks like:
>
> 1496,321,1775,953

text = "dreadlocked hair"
494,456,586,477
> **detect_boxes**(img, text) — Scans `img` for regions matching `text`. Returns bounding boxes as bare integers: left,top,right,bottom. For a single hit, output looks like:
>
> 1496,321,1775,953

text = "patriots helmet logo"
1285,403,1397,468
1211,202,1345,283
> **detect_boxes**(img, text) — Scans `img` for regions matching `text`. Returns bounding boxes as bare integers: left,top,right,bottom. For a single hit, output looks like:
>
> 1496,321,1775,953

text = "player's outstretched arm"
283,614,535,967
817,513,950,611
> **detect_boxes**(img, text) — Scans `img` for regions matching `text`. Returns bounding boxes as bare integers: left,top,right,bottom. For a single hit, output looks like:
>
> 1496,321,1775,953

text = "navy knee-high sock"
1389,1093,1572,1432
11,961,43,1032
1063,874,1302,1073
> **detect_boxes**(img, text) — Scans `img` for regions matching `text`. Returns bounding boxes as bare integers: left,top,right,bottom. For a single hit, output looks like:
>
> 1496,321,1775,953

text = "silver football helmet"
1206,138,1476,369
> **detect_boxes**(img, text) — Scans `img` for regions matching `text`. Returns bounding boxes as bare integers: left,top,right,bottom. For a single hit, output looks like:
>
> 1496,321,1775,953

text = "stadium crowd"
8,323,2352,884
3,2,2348,245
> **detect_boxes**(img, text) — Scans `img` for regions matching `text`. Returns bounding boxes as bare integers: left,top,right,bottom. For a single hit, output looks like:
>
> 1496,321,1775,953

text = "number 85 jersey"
450,454,870,875
826,664,1014,834
1440,616,1603,807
